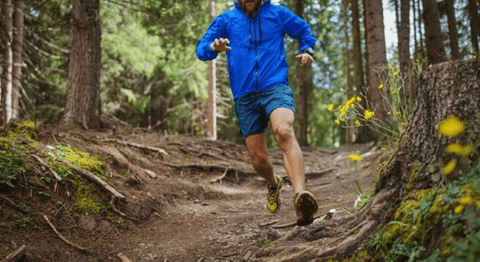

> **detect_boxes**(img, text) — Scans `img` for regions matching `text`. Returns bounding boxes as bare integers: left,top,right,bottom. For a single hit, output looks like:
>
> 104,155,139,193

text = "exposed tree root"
42,213,87,252
0,195,29,214
102,138,168,158
256,189,397,262
0,244,26,262
32,155,62,181
58,158,126,201
110,197,138,222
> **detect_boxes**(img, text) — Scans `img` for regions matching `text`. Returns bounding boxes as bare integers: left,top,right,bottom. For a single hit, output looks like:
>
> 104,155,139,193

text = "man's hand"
210,38,232,52
295,52,314,67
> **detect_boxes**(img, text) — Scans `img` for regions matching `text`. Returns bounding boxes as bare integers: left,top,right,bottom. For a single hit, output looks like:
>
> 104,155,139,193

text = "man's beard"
240,0,262,17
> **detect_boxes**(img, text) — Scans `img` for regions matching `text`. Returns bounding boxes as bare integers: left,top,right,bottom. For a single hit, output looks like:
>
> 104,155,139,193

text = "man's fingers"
214,38,219,46
295,54,302,59
226,46,232,51
225,38,230,44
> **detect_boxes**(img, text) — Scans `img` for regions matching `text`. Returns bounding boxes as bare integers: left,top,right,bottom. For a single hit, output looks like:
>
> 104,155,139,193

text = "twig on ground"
110,197,138,222
0,195,28,213
259,219,281,227
102,139,168,157
42,213,87,251
32,155,62,181
0,244,26,262
272,212,329,229
117,253,133,262
58,158,126,201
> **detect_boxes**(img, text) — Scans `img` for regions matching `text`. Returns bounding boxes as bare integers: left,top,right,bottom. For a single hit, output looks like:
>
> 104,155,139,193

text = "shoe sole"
295,191,318,226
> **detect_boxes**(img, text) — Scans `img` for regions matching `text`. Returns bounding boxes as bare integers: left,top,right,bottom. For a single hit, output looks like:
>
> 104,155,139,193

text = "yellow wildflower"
328,104,334,111
393,71,398,76
381,146,387,151
439,116,466,137
395,111,401,115
387,111,392,115
459,197,472,205
340,110,346,116
474,55,477,59
378,84,384,89
442,158,457,175
446,143,474,157
364,110,375,120
356,96,362,102
391,90,398,95
338,105,341,109
388,65,394,70
454,205,464,214
349,154,364,161
335,119,340,125
355,120,361,126
341,119,345,122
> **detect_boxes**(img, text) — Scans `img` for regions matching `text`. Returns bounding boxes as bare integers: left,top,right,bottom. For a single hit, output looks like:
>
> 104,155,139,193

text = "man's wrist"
302,48,314,56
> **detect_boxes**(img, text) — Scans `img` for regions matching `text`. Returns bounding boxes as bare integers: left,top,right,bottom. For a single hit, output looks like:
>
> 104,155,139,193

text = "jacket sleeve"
196,15,228,61
281,7,317,53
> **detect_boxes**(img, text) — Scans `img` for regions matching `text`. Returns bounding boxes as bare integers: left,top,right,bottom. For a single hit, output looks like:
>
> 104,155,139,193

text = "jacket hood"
234,0,270,10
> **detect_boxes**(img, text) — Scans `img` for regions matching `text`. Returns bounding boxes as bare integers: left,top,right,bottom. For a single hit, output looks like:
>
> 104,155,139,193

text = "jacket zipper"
253,16,259,92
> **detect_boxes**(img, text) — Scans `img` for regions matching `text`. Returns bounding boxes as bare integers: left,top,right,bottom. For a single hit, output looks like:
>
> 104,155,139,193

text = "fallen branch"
259,219,281,227
42,213,87,251
272,212,329,229
58,158,126,201
0,195,28,214
32,155,62,182
102,139,168,156
0,244,26,262
161,162,256,176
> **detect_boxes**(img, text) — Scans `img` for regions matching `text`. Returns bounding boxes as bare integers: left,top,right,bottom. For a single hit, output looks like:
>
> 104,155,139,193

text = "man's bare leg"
269,108,305,193
245,133,278,188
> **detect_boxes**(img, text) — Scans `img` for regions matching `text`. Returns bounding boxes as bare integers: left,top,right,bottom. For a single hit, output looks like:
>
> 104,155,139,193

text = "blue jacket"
196,0,316,100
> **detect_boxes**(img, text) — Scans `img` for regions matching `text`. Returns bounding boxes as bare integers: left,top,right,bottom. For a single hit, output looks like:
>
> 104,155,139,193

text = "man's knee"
274,125,294,144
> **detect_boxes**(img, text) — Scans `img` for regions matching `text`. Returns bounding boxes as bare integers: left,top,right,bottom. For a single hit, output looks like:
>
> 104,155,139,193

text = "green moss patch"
75,184,105,214
376,166,480,261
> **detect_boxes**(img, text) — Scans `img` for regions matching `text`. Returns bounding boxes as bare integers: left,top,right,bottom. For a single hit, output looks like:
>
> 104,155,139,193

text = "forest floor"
0,122,388,262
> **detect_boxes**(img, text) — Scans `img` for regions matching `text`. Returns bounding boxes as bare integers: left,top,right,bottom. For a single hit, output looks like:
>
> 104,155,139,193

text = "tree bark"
295,0,312,147
468,0,480,56
445,0,461,60
206,0,217,140
377,59,480,193
398,0,410,107
422,0,447,65
365,0,388,128
351,0,369,144
2,0,13,126
343,0,354,145
60,0,102,129
11,0,25,119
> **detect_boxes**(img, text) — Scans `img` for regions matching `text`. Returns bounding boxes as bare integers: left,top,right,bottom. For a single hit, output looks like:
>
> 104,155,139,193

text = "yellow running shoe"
267,174,283,213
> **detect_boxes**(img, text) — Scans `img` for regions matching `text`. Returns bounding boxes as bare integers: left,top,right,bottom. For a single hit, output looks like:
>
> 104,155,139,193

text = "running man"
196,0,318,226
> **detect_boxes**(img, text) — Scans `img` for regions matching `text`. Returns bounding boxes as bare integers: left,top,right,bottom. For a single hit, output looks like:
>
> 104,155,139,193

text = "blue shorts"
234,84,296,138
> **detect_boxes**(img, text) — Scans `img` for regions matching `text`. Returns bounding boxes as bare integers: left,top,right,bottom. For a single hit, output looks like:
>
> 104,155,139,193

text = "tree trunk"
446,0,461,60
468,0,480,56
365,0,388,127
398,0,410,107
206,0,217,140
295,0,312,147
11,0,25,119
60,0,102,129
352,0,371,144
2,0,13,126
378,59,480,191
422,0,447,65
343,0,354,145
413,0,418,59
417,0,426,60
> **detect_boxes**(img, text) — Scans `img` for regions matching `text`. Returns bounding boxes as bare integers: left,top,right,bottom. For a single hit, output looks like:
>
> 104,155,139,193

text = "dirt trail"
0,124,387,262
